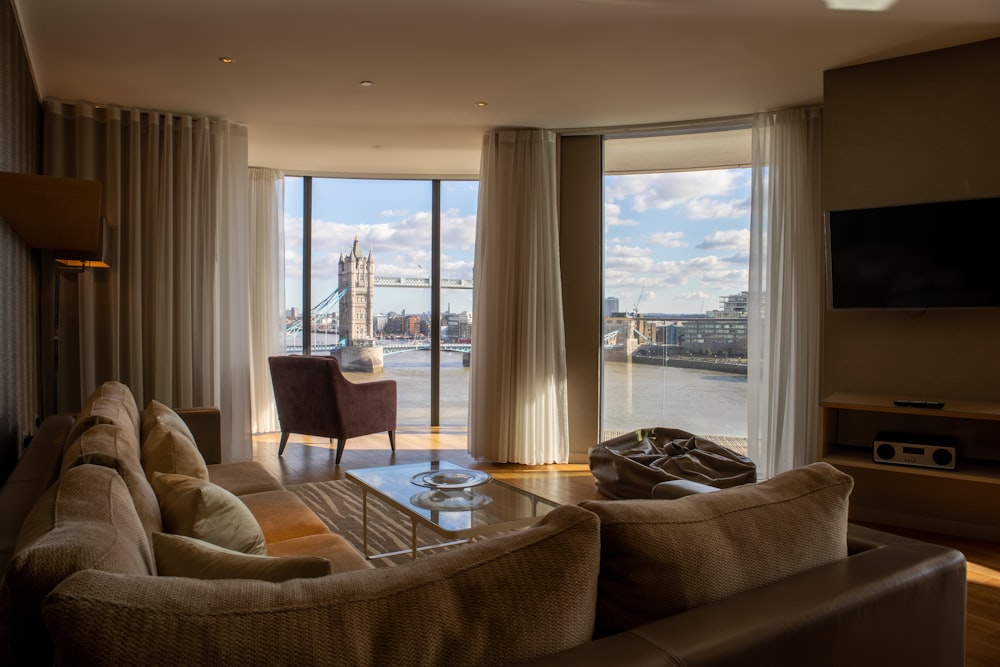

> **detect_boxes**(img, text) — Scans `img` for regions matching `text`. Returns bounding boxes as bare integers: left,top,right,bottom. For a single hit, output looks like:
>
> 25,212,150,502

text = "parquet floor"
253,427,1000,666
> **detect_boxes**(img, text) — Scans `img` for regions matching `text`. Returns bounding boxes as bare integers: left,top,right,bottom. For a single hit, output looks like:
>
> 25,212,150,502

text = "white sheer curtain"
468,129,569,464
248,167,285,433
43,100,253,462
747,107,824,480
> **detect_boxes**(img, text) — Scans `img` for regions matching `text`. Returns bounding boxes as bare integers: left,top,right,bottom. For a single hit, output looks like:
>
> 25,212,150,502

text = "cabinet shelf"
820,391,1000,541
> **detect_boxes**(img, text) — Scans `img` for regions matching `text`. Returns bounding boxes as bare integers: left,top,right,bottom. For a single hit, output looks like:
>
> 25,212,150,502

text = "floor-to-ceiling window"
602,128,751,443
282,176,477,430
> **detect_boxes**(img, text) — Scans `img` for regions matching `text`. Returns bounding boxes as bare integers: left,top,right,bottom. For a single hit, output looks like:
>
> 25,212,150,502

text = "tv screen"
827,197,1000,309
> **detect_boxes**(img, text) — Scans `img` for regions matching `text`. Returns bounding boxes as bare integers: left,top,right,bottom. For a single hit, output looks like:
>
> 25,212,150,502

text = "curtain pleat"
747,107,824,479
248,167,285,433
468,129,569,464
42,100,252,462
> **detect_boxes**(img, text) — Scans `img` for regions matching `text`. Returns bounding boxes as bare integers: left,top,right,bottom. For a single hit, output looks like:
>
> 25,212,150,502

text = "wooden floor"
253,428,1000,666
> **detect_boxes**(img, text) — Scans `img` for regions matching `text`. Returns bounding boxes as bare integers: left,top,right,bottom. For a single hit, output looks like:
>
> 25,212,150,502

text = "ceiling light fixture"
474,101,488,108
360,80,374,87
218,57,234,64
824,0,896,10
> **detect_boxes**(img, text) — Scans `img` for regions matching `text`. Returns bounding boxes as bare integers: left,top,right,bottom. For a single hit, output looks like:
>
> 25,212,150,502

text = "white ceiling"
12,0,1000,178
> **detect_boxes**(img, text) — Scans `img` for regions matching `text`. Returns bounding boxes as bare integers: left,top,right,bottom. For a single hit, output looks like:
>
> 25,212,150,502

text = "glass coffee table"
346,461,560,559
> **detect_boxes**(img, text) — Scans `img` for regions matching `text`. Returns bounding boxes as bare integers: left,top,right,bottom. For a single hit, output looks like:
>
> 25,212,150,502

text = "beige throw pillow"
64,381,142,447
6,464,154,663
152,532,333,581
141,421,209,481
151,472,267,555
141,399,197,444
61,423,164,541
579,461,853,636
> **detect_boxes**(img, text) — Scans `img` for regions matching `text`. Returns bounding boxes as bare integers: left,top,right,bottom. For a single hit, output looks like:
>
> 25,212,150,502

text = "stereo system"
873,432,957,470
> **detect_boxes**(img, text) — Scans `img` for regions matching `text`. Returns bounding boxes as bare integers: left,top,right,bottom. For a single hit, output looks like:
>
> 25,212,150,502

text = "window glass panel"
310,178,432,427
439,181,478,428
282,176,304,351
602,137,750,444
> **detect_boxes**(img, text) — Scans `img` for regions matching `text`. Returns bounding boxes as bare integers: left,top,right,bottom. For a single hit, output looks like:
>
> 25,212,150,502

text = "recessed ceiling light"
474,101,488,108
360,80,375,87
373,145,383,150
218,57,234,64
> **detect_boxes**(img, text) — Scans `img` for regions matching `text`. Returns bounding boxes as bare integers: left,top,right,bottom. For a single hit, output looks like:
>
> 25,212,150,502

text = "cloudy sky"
283,166,751,319
604,168,751,315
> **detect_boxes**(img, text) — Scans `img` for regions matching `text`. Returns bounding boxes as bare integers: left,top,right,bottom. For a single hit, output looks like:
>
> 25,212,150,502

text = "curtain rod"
556,113,755,138
44,98,232,125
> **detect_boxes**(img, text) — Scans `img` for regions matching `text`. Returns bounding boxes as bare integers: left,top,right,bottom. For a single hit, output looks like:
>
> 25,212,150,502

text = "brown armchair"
268,355,397,464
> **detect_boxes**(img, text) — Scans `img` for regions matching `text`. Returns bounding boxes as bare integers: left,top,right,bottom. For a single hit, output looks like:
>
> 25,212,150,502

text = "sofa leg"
388,430,396,453
335,438,347,465
278,432,290,457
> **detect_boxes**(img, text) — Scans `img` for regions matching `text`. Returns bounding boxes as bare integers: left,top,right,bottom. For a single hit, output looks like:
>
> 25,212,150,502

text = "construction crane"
631,286,645,318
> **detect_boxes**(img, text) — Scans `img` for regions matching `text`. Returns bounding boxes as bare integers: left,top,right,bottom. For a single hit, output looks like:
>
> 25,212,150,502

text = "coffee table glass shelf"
346,461,560,559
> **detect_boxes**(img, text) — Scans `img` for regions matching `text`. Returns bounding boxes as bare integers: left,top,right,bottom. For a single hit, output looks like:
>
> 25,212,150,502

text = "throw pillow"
64,381,142,446
43,504,601,666
6,464,154,663
151,532,333,581
579,461,853,636
151,472,267,555
61,423,163,541
141,399,197,445
141,421,209,481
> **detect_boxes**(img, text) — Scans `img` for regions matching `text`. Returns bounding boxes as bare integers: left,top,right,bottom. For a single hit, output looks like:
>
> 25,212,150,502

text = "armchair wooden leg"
388,430,396,453
278,432,290,457
335,438,347,465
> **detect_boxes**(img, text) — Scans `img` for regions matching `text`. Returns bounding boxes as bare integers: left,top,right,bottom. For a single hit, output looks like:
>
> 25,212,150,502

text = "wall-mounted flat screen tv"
827,197,1000,309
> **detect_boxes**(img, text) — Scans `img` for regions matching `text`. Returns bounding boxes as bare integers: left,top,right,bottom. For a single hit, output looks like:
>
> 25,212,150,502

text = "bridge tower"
338,236,375,346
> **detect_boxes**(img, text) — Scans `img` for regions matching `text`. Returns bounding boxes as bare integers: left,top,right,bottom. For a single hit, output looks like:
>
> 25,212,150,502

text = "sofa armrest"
175,408,222,465
0,414,74,574
523,524,966,667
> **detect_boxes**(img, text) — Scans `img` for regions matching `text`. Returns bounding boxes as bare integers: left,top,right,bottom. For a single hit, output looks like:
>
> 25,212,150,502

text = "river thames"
340,349,748,439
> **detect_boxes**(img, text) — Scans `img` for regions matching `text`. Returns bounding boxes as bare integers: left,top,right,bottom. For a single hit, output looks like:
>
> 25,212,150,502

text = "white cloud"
605,201,640,227
649,231,686,248
686,196,750,220
697,228,750,250
380,208,409,217
606,171,740,213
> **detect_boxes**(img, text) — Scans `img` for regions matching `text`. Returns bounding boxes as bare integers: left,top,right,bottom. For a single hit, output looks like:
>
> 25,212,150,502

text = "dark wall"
822,38,1000,402
0,0,41,481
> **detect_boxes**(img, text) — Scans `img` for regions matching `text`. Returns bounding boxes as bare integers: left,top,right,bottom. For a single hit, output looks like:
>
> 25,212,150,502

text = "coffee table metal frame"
346,461,559,560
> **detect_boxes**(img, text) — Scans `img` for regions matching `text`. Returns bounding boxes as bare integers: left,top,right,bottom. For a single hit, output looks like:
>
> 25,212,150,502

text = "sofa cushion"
42,504,600,667
151,532,333,582
151,472,267,555
65,380,142,450
266,533,374,574
5,464,154,663
579,461,853,636
61,424,163,542
238,489,331,544
207,461,285,496
141,421,209,481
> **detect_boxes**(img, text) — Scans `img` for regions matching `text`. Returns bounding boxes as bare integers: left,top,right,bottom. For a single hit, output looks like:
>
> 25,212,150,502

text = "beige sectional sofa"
0,381,970,667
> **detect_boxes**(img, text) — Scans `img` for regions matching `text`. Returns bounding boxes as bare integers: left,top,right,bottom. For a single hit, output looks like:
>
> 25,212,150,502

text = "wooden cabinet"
820,392,1000,541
